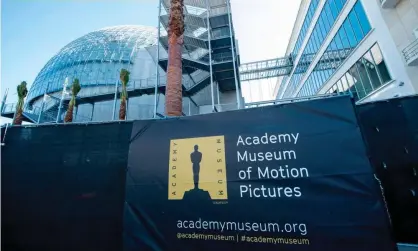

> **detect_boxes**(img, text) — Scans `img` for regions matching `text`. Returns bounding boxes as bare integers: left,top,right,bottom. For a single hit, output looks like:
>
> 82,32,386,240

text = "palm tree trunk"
13,100,24,125
119,97,126,120
64,104,74,123
165,0,184,117
13,108,24,125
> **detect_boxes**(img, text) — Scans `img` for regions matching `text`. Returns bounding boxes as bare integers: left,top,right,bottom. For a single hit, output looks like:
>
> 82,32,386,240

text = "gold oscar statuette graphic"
168,136,227,200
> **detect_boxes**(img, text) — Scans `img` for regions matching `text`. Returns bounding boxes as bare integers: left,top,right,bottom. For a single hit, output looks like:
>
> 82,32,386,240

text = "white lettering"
237,151,247,162
292,133,299,144
236,133,300,146
237,136,244,146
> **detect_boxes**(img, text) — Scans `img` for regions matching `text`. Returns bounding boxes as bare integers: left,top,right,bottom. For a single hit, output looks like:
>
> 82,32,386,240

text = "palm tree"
64,78,81,123
119,68,130,120
13,81,28,125
165,0,185,116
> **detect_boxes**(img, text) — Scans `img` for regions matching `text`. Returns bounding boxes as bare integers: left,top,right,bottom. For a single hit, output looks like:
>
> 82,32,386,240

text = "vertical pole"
75,105,79,121
126,99,129,120
112,79,118,120
37,95,46,124
90,103,95,121
188,98,191,116
206,0,215,112
226,0,241,109
37,82,50,124
56,77,68,123
217,82,220,107
154,0,162,118
1,88,9,114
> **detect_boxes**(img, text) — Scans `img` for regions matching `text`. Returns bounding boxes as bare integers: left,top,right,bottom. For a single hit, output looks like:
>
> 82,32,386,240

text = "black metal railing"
402,38,418,64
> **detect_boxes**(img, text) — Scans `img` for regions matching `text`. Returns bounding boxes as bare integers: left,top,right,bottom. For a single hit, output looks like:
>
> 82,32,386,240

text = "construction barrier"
356,96,418,244
1,122,132,251
124,95,394,251
3,95,417,250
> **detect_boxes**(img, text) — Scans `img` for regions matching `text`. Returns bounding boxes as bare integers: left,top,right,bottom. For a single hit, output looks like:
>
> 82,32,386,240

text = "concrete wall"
378,0,418,92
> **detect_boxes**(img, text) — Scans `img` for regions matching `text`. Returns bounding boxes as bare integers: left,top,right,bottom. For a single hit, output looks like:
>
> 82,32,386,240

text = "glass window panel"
343,20,358,48
307,40,313,54
329,0,339,19
348,65,365,99
321,9,332,34
313,71,320,88
324,2,336,27
362,52,382,89
355,62,373,96
345,72,359,101
332,41,343,67
317,70,325,84
370,44,391,84
342,75,350,92
354,1,371,35
326,69,332,80
337,76,345,92
313,30,321,51
318,16,328,40
338,26,350,49
348,10,364,40
333,0,344,11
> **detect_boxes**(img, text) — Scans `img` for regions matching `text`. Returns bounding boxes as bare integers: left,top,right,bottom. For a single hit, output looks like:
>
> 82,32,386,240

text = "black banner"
1,122,132,251
356,96,418,244
124,96,395,251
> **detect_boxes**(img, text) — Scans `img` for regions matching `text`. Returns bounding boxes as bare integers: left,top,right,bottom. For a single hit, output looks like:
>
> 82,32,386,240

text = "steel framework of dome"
27,25,158,104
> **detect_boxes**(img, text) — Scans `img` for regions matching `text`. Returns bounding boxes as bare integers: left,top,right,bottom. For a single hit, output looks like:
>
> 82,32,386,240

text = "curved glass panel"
27,25,158,103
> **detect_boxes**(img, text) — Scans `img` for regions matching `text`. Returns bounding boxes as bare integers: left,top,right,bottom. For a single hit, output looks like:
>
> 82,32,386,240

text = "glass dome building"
9,4,242,124
27,25,174,122
28,25,158,104
21,24,241,123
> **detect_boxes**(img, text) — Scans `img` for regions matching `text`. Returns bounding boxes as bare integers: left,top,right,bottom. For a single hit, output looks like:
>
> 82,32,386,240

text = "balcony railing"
402,38,418,66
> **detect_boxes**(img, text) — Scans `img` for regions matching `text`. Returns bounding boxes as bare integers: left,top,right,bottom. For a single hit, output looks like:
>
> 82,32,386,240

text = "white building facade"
275,0,418,103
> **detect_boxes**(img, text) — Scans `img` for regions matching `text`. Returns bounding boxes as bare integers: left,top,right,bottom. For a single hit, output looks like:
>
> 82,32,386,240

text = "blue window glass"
338,26,350,49
320,9,331,34
290,0,321,58
342,19,358,48
348,10,364,40
328,0,339,19
333,0,344,11
354,1,371,35
282,0,372,98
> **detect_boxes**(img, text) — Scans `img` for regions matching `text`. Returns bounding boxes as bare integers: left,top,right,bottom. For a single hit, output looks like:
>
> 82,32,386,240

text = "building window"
295,0,372,98
325,43,392,101
280,0,352,98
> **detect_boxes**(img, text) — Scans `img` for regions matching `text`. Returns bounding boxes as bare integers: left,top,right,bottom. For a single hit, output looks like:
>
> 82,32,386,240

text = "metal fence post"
226,0,241,109
206,0,215,112
154,0,162,118
112,79,119,120
56,77,69,123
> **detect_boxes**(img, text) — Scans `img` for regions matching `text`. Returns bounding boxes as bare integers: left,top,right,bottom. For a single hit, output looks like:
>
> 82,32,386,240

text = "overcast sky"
0,0,301,123
231,0,301,102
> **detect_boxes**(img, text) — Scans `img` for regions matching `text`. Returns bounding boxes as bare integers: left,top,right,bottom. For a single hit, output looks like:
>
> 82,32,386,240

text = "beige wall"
379,0,418,91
